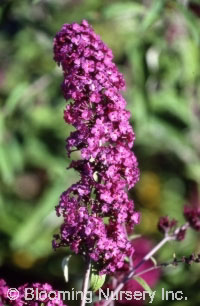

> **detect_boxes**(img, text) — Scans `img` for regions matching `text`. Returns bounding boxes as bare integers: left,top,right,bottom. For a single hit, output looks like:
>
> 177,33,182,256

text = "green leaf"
175,2,200,44
187,163,200,182
103,217,109,224
150,89,190,125
150,256,157,267
0,113,5,138
179,40,199,82
90,266,106,292
142,0,166,30
62,255,72,283
5,82,28,115
11,179,69,249
128,234,141,240
0,145,14,184
133,276,153,294
32,0,41,4
103,2,144,19
136,116,198,163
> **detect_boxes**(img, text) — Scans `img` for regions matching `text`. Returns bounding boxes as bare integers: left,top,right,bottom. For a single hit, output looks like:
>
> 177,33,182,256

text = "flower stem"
134,235,174,272
80,259,91,306
103,235,173,306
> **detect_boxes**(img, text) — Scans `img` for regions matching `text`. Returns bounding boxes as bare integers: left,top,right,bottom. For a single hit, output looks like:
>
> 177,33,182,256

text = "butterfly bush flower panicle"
53,20,140,274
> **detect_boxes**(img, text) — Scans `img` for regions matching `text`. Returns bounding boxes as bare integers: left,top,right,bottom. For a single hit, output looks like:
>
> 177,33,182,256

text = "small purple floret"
184,205,200,231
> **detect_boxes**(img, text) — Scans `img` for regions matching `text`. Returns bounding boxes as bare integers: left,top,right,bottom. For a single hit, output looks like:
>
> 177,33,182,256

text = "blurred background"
0,0,200,305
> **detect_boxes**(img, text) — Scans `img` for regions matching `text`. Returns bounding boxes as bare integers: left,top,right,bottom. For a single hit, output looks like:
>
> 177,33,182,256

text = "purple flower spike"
53,20,140,274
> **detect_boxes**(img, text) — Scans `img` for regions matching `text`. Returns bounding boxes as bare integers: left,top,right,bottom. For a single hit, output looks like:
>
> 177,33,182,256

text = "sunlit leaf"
62,255,72,283
142,0,166,30
150,256,157,267
103,2,144,19
133,276,153,295
5,83,28,115
90,266,106,292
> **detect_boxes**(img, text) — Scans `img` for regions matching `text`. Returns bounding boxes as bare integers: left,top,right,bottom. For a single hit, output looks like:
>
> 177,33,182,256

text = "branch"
80,259,91,306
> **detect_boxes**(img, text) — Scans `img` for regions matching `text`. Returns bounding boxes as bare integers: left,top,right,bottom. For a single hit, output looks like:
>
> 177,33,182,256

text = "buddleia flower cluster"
52,20,140,274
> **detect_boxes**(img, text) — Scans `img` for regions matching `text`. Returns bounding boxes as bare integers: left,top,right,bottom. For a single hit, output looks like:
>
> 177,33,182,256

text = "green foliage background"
0,0,200,305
